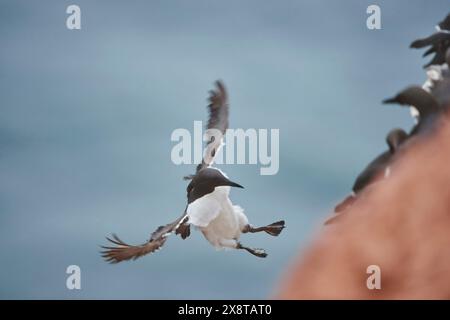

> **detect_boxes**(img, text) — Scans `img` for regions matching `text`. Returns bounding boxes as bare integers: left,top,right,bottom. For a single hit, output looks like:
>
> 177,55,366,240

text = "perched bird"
410,13,450,68
408,49,449,120
383,86,441,136
330,85,450,223
101,81,285,262
426,48,450,108
422,47,450,88
409,16,450,120
328,15,450,224
327,128,408,222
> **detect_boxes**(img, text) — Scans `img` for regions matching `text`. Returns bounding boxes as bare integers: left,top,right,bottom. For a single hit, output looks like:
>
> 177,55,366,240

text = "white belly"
187,186,231,227
186,186,248,249
201,199,241,245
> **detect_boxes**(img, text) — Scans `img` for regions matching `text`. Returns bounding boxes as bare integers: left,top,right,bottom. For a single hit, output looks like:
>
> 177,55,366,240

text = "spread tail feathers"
101,233,167,263
101,214,189,263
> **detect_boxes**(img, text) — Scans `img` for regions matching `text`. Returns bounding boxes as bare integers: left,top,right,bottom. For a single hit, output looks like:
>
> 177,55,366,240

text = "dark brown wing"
206,80,229,134
352,151,391,193
423,46,436,57
410,32,448,49
101,213,188,263
194,80,229,174
424,48,447,68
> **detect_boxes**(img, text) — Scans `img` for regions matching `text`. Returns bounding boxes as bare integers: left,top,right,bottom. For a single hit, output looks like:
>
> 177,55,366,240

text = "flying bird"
101,81,285,262
327,128,408,222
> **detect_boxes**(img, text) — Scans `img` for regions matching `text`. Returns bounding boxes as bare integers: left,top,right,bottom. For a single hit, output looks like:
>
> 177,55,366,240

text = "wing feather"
189,81,228,176
101,213,188,263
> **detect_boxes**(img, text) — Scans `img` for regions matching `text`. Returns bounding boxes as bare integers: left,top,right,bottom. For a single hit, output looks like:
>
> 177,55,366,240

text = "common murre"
101,81,285,262
383,86,441,136
326,128,408,222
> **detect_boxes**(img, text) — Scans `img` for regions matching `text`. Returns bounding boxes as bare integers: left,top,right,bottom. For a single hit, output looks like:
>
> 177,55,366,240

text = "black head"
386,128,408,153
186,168,243,203
383,86,440,118
194,167,243,189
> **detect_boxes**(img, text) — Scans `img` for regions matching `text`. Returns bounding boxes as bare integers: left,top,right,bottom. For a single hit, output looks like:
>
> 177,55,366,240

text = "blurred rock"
276,114,450,299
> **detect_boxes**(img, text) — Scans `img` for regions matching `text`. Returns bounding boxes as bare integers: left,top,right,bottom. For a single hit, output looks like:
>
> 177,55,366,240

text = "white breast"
186,186,248,249
186,186,231,228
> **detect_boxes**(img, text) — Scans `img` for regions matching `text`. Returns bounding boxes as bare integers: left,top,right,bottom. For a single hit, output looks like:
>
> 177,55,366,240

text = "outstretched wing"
193,80,229,174
206,80,229,135
101,213,189,263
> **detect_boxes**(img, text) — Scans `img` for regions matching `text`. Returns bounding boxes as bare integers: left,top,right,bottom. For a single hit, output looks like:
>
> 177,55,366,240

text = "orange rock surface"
276,115,450,299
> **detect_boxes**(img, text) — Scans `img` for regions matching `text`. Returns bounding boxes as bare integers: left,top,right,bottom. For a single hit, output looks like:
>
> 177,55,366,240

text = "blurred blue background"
0,0,448,299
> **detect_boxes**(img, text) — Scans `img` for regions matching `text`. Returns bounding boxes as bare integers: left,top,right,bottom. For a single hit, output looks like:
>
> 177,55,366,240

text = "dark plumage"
352,129,408,194
439,13,450,30
410,13,450,68
102,80,285,262
101,215,189,263
188,80,229,177
330,128,408,218
101,82,233,263
383,86,441,136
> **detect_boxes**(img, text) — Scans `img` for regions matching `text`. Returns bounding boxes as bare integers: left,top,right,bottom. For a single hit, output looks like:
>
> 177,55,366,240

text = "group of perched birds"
326,13,450,224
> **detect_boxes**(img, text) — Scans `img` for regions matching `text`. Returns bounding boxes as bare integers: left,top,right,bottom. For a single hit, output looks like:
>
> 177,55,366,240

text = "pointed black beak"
382,96,397,104
227,180,244,188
